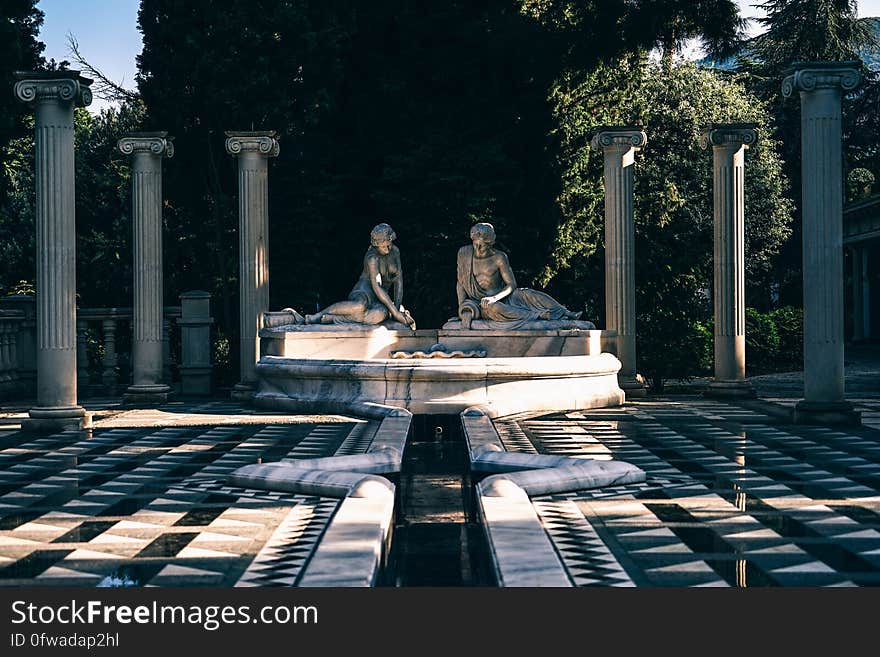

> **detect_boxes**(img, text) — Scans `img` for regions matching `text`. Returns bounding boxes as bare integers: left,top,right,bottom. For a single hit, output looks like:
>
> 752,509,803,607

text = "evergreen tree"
750,0,875,71
543,59,794,388
519,0,746,66
0,0,44,163
0,104,145,303
737,0,880,305
0,0,45,284
135,0,571,342
134,0,749,341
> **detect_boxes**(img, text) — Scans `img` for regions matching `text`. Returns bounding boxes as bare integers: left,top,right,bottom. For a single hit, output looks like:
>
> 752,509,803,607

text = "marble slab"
260,326,618,359
255,353,625,416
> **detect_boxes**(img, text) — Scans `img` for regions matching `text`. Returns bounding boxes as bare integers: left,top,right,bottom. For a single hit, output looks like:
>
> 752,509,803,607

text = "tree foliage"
0,104,145,302
0,0,44,169
73,103,146,308
543,59,793,386
2,0,780,390
0,0,45,285
133,0,751,343
736,0,880,305
520,0,745,65
750,0,876,70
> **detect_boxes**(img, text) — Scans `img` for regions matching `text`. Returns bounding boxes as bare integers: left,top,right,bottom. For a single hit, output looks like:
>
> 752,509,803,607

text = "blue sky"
35,0,880,113
37,0,140,112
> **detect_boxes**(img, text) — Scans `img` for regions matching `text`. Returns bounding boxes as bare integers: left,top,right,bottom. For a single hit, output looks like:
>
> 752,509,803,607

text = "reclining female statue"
305,223,416,328
449,222,590,330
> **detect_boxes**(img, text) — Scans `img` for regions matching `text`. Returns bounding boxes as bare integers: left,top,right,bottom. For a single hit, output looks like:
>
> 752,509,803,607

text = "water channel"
384,415,495,586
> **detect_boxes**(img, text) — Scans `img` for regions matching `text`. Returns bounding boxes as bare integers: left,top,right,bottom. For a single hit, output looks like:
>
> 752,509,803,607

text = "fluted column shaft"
225,132,279,400
783,62,861,425
592,129,647,396
14,72,92,430
119,134,174,403
702,125,757,397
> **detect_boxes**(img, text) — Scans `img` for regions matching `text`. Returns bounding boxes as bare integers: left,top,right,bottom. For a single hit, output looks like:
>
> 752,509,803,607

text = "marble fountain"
251,223,625,417
234,223,635,587
254,322,623,416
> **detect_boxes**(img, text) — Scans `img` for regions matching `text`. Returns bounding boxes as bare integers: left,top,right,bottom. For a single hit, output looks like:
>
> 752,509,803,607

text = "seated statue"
445,222,594,330
304,223,416,329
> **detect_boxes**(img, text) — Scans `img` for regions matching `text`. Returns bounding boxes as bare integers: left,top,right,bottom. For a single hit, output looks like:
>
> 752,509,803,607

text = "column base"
22,406,92,433
620,374,647,398
179,366,213,396
231,383,255,402
794,400,861,426
123,384,172,406
704,380,757,399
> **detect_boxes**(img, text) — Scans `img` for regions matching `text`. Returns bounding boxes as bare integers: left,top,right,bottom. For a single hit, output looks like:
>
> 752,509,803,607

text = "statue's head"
370,223,396,247
469,222,496,245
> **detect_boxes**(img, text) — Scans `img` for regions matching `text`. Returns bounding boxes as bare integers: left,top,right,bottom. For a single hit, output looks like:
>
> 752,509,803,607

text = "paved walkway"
0,346,876,587
0,401,377,587
468,345,880,587
486,399,880,586
747,343,880,399
744,343,880,431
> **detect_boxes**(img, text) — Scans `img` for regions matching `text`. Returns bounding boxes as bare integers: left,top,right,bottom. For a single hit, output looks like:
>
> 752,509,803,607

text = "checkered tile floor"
0,404,376,587
496,397,880,587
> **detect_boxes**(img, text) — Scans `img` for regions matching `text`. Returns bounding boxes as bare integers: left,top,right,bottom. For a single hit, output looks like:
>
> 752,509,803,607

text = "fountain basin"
254,327,624,415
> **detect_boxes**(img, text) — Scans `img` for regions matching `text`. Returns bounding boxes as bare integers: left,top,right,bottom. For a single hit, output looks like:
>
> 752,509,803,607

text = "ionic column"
701,124,758,398
782,63,861,425
225,131,279,401
591,128,647,397
14,71,92,432
118,133,174,405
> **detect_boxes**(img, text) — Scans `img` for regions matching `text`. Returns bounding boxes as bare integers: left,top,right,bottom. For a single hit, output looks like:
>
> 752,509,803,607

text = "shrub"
745,308,780,375
846,168,875,202
212,330,234,388
769,306,803,368
639,317,713,392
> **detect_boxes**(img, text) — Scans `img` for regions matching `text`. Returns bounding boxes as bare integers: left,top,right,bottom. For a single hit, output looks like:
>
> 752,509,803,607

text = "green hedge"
746,306,803,375
746,308,780,374
769,306,804,367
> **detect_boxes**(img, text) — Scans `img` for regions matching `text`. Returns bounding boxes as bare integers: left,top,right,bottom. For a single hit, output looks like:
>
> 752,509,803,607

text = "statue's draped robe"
456,245,574,329
326,248,397,325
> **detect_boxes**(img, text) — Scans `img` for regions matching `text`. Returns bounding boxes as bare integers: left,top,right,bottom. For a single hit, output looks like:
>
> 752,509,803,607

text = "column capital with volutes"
225,131,280,158
590,127,647,152
118,132,175,158
13,70,93,108
700,123,758,150
782,62,861,97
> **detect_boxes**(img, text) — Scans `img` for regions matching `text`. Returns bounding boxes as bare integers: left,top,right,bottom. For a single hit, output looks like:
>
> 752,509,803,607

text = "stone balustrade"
0,311,24,399
0,293,213,401
75,306,181,396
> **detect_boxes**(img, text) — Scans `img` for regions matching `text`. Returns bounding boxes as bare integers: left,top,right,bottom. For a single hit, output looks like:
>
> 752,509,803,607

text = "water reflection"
96,564,163,587
711,431,747,466
97,572,139,587
703,558,773,586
